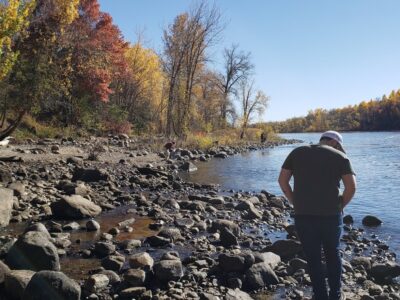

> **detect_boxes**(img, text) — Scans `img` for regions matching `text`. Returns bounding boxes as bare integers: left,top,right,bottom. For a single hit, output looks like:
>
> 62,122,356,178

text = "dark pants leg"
321,217,343,300
295,215,342,300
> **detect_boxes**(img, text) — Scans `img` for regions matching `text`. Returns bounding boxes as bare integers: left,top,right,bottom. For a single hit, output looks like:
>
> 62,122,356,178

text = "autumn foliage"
1,0,394,139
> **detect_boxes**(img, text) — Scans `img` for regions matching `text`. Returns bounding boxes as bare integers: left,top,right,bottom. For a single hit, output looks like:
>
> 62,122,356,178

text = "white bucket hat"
320,131,345,153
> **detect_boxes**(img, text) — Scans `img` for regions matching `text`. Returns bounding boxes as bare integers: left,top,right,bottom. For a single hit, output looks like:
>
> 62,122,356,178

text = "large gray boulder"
370,262,400,281
0,260,10,285
6,231,60,271
23,271,81,300
0,188,13,227
244,261,279,291
362,215,382,226
51,195,101,219
4,269,35,300
264,239,302,259
253,252,281,269
351,256,372,271
154,259,183,281
218,252,254,273
220,227,238,247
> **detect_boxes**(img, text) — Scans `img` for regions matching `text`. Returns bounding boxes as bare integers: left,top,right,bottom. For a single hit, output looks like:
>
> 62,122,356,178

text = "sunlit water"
182,132,400,257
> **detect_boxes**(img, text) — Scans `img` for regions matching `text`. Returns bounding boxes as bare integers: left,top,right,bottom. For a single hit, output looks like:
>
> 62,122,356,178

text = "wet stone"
175,218,195,229
362,215,382,226
86,219,100,231
129,252,154,270
154,259,184,282
123,269,146,287
84,273,109,293
93,242,116,258
145,235,170,247
63,222,80,231
101,255,125,272
119,287,147,299
4,270,35,300
23,271,81,300
119,239,141,250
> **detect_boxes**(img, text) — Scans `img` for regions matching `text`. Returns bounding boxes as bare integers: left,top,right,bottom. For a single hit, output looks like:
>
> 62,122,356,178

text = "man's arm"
278,168,294,204
341,174,356,209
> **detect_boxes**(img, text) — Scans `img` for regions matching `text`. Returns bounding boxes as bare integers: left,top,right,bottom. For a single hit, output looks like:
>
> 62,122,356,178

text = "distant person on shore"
260,132,267,143
278,130,356,300
164,141,176,159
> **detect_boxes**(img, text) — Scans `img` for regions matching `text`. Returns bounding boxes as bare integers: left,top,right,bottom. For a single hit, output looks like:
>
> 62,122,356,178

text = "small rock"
343,215,354,225
220,227,238,247
93,242,116,258
154,259,183,281
86,220,100,231
123,269,146,287
119,287,147,299
145,235,170,247
129,252,154,270
84,274,109,293
264,239,302,259
119,239,141,250
63,222,80,231
0,188,13,227
101,255,125,272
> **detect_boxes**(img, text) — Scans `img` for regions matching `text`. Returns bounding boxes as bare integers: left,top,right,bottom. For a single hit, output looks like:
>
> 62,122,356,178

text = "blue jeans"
295,215,343,300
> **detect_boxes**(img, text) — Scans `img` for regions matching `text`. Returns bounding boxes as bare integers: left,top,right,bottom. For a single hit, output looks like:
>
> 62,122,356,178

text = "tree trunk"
0,110,26,141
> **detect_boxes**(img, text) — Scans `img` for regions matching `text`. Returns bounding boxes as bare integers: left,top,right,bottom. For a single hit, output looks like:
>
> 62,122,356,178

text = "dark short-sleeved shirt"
282,144,355,216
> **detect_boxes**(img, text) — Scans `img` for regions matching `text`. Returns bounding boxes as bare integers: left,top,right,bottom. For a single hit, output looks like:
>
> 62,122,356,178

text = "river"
182,132,400,257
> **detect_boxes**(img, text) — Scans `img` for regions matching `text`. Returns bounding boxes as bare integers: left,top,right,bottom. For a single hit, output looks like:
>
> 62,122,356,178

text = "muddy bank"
0,136,399,300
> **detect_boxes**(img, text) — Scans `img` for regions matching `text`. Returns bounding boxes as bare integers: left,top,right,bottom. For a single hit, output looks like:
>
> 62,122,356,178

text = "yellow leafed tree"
112,42,165,132
0,0,35,80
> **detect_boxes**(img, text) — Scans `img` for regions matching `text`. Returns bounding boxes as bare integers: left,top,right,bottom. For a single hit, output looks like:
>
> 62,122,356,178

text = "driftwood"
0,156,23,162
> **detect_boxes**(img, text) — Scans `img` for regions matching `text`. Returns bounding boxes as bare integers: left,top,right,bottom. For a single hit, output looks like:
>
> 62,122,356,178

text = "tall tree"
112,42,164,132
238,79,269,139
218,44,253,127
1,0,79,139
0,0,35,80
162,1,222,136
68,0,127,103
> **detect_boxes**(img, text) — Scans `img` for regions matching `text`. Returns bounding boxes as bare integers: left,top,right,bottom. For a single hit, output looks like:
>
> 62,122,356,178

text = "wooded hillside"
265,90,400,132
0,0,268,139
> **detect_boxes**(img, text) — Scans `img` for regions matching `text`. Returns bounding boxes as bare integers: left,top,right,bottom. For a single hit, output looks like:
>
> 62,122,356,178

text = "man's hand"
341,174,356,209
278,168,294,204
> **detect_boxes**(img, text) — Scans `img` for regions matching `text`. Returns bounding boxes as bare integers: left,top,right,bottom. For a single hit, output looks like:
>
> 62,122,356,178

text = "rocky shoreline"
0,136,399,300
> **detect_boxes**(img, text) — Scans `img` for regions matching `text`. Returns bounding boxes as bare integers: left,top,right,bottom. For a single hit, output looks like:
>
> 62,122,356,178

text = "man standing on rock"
278,131,356,300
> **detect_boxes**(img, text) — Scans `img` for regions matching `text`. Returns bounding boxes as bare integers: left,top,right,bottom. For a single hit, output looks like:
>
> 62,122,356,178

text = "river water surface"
182,132,400,257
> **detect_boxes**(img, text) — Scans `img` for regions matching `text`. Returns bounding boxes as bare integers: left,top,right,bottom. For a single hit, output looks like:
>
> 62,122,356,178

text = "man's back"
282,144,354,216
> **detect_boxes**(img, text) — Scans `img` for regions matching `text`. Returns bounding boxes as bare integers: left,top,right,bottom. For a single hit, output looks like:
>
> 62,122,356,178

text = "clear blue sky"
98,0,400,121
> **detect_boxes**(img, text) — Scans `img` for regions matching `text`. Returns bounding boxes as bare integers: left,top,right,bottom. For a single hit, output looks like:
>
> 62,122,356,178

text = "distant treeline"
264,90,400,133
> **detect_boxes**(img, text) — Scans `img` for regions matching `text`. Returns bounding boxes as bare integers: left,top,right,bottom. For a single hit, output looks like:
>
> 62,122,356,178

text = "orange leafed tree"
68,0,128,103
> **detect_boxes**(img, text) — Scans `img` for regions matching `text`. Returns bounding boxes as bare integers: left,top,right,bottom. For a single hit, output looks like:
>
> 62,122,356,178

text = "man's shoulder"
292,145,313,153
293,144,348,158
318,144,348,158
